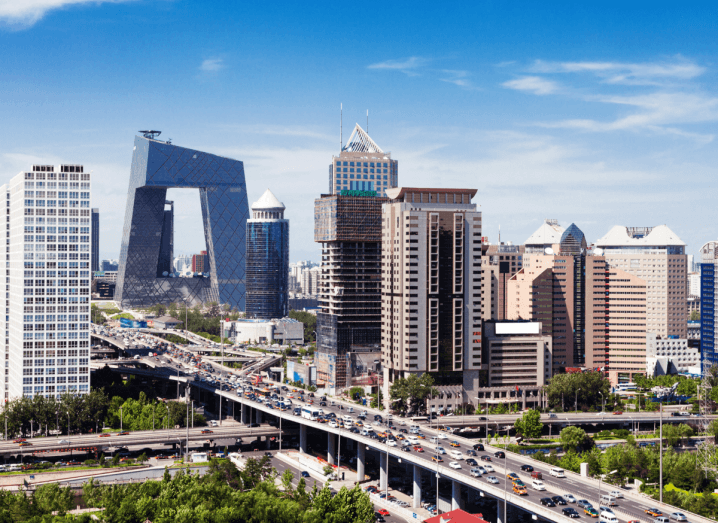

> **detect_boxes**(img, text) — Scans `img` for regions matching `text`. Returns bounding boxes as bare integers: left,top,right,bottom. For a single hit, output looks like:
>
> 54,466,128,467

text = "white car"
483,465,494,473
449,450,463,460
532,480,546,491
470,467,482,477
59,439,70,445
328,421,338,428
386,440,397,447
477,466,487,474
437,433,448,440
449,461,461,470
435,447,446,454
486,476,499,484
609,490,623,499
564,494,577,503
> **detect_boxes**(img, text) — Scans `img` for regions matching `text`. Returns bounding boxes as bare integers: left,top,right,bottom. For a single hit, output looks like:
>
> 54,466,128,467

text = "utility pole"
659,402,663,504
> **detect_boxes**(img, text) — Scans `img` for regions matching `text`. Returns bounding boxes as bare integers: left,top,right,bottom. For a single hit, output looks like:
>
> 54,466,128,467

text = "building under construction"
314,193,387,390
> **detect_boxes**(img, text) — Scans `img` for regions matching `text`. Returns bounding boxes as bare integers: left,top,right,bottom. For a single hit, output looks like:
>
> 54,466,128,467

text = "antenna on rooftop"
139,130,162,140
367,109,369,133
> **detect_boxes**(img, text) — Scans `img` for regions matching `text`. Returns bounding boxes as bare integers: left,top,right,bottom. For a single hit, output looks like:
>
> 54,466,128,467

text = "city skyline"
1,2,717,263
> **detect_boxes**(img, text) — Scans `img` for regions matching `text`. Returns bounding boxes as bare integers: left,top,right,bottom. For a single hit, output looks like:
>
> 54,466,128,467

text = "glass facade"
116,136,248,310
246,220,289,319
91,208,99,273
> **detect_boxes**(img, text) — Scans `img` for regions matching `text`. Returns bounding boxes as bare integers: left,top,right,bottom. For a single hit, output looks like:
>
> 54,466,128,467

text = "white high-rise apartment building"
1,165,92,400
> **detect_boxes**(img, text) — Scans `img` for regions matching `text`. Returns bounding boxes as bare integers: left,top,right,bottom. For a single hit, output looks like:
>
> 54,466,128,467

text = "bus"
302,406,320,421
616,383,637,392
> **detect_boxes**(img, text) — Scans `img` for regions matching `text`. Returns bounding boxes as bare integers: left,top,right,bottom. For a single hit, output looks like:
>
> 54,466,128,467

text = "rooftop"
595,225,686,247
385,187,477,200
525,219,564,247
423,509,489,523
342,124,383,153
252,189,285,211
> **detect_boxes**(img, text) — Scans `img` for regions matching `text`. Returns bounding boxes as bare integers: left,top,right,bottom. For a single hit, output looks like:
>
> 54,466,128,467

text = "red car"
377,509,390,516
201,429,213,434
98,433,111,438
413,445,424,452
13,438,26,443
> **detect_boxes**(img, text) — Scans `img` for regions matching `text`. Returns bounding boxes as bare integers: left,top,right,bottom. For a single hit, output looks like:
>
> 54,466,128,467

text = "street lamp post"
120,407,123,432
598,469,618,507
67,411,70,436
166,404,170,439
599,392,604,413
575,388,581,414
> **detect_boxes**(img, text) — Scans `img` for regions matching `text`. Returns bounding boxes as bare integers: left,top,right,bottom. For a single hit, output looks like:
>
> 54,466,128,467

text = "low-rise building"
286,360,317,386
222,318,304,345
483,321,552,387
646,334,700,373
151,316,182,330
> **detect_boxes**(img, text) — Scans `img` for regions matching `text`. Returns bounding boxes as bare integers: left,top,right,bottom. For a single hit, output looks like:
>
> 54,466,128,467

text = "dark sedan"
562,508,580,518
551,496,567,506
520,464,534,472
540,498,555,507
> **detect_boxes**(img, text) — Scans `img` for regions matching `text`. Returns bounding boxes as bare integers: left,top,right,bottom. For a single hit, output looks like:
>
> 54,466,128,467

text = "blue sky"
1,1,717,263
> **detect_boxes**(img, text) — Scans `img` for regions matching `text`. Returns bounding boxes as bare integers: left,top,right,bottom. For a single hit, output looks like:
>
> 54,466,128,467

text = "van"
410,425,420,433
342,415,353,424
653,517,669,523
406,436,420,445
531,471,543,480
599,512,618,523
550,467,566,478
430,437,440,444
599,495,617,506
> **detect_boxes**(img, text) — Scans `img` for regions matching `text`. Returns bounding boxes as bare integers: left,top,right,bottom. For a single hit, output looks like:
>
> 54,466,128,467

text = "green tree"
560,426,591,452
514,409,543,439
389,373,438,415
545,371,610,411
281,469,295,496
690,310,700,321
288,310,317,343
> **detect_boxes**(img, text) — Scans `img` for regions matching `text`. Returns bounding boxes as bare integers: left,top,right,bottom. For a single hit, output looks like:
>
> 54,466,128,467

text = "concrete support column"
299,425,307,454
451,480,460,510
413,465,421,509
266,436,271,450
255,409,262,425
497,498,505,523
327,433,336,465
356,442,366,482
522,391,526,410
379,452,388,492
241,404,249,425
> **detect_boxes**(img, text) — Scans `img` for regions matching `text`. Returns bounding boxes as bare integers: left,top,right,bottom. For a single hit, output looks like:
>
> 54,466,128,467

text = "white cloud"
199,58,224,72
531,58,705,86
0,0,134,28
503,76,559,95
440,70,473,88
367,56,427,76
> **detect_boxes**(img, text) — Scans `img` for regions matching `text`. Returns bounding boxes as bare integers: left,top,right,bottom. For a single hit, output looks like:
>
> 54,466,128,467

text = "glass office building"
246,189,289,319
116,136,249,310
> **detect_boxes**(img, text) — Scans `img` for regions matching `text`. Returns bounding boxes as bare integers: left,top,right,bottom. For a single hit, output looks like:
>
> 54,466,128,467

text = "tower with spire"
329,123,398,196
245,189,289,320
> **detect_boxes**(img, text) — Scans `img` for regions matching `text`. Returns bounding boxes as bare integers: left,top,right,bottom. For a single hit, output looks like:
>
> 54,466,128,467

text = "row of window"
24,375,89,384
22,332,89,339
24,191,89,199
335,161,389,168
24,227,89,233
336,167,388,174
336,173,389,181
23,280,90,286
23,384,90,394
24,200,90,208
24,181,89,188
22,324,89,331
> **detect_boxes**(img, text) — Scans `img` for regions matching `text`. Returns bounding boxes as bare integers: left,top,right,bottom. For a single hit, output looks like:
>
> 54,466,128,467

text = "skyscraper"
91,208,99,274
157,201,174,277
595,225,687,339
314,193,386,389
700,241,718,369
116,135,248,310
246,189,289,319
1,164,92,400
329,124,398,197
381,187,483,405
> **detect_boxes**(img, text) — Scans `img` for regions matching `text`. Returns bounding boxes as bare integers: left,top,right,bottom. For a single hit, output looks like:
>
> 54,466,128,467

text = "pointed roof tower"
342,124,384,153
560,223,587,255
251,188,285,211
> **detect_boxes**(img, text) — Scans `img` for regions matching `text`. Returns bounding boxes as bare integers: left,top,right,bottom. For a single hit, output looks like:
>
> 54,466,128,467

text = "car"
432,456,443,462
494,451,505,458
301,471,310,478
513,484,528,495
201,429,213,434
613,411,623,415
470,467,482,477
386,440,397,447
413,446,424,452
486,476,499,484
18,441,30,446
564,494,577,503
609,490,624,499
577,500,592,509
584,507,598,518
449,461,461,470
466,458,478,466
13,438,26,443
562,507,580,518
520,464,534,472
435,447,446,454
540,498,556,507
465,449,477,457
551,496,567,505
117,431,130,436
374,514,385,523
669,513,687,521
645,508,663,517
512,480,526,488
450,441,460,447
416,433,426,440
437,433,448,440
506,472,520,481
473,443,484,451
377,509,390,516
400,446,410,453
480,455,492,462
483,465,494,472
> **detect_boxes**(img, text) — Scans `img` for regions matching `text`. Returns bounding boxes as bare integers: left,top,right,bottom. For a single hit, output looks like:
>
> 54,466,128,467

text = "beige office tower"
381,188,482,407
481,243,524,320
595,226,687,339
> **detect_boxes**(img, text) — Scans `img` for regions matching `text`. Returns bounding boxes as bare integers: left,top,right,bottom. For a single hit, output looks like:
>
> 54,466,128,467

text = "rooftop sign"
340,189,376,197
